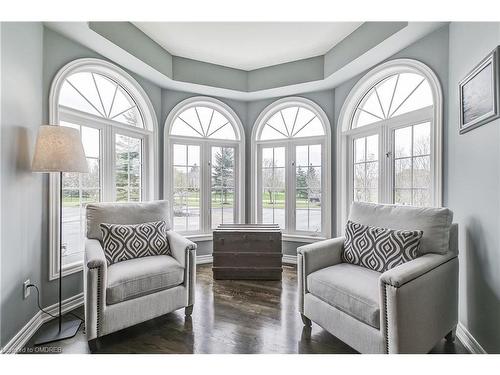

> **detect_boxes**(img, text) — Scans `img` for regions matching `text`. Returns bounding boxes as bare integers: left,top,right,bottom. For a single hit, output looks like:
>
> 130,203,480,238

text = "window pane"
365,162,378,188
273,190,286,229
295,189,309,232
413,156,430,188
394,188,412,205
413,122,431,156
81,126,100,158
211,146,236,228
354,164,365,188
173,189,187,231
274,147,285,167
354,138,365,163
309,144,322,166
188,145,200,167
115,134,142,202
413,189,430,207
173,144,186,165
395,126,412,158
395,158,412,188
82,158,99,188
296,145,308,167
366,135,378,161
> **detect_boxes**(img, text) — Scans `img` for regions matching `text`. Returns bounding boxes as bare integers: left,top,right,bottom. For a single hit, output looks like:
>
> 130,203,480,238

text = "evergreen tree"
211,148,234,204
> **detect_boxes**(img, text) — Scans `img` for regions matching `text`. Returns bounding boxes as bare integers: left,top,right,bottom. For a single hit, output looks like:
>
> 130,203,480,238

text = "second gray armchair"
297,202,459,354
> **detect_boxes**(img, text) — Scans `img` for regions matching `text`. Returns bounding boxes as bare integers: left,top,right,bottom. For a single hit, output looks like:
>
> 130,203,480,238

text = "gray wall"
1,22,44,347
447,22,500,353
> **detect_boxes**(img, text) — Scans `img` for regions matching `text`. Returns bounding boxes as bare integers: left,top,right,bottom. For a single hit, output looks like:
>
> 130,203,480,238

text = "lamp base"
34,316,82,346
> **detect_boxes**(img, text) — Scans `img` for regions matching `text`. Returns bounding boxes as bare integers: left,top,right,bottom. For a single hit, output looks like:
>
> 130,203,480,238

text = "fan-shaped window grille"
59,72,144,128
170,106,238,140
352,72,433,128
258,106,325,140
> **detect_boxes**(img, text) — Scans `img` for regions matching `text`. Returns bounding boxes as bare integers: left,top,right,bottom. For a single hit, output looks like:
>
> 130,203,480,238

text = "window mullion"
202,142,210,233
384,126,392,204
287,142,294,234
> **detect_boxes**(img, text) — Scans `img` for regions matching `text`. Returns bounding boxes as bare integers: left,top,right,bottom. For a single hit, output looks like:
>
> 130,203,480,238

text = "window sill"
184,234,214,242
282,234,326,243
183,232,326,244
49,260,84,281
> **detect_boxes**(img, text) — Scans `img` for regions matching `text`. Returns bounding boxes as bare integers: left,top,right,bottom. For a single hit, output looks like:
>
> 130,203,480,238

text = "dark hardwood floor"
25,264,468,354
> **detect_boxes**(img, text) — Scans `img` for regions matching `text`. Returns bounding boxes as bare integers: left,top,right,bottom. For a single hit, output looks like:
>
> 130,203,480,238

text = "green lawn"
262,191,321,209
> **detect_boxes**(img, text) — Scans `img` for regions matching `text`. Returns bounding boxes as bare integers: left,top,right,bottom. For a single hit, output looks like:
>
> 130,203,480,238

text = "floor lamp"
32,125,88,345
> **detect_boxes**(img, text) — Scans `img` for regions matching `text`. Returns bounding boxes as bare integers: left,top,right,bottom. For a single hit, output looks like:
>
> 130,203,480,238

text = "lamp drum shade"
32,125,89,173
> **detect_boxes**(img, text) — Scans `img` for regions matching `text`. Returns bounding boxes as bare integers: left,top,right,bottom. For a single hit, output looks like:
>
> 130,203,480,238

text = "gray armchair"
83,200,196,349
298,202,458,354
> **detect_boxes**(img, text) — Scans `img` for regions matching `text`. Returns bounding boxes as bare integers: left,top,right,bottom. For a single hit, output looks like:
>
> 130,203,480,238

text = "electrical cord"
27,284,84,322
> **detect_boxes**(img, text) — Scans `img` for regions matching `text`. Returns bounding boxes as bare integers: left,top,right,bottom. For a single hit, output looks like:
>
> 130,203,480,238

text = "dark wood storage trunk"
213,224,282,280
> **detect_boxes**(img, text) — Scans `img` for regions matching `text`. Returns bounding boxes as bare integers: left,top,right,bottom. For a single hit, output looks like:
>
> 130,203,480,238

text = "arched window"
337,59,443,232
49,58,158,279
252,97,331,239
164,97,245,235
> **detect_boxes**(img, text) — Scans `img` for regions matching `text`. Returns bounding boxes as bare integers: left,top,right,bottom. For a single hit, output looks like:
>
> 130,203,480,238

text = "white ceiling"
133,22,363,71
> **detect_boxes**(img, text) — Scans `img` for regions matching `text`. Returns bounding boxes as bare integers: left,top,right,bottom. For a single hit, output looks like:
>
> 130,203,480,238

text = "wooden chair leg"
445,327,456,343
301,313,312,327
88,338,99,352
185,305,194,317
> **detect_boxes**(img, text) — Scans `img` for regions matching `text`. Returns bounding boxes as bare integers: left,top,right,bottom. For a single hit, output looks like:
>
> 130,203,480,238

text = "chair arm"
297,236,345,277
297,237,344,314
167,230,197,268
380,253,459,353
83,239,107,340
85,238,107,269
380,252,456,287
167,231,197,307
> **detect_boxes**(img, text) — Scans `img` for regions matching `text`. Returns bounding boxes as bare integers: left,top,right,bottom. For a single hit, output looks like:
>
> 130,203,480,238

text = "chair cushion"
106,255,184,305
86,200,170,241
101,220,171,265
307,263,381,329
342,220,423,272
348,202,453,255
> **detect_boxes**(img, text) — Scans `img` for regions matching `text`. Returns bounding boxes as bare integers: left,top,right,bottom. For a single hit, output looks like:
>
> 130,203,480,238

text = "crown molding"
44,21,447,101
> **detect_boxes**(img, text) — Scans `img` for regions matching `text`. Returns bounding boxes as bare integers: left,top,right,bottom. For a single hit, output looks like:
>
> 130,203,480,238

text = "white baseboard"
456,322,487,354
196,254,213,264
197,254,297,265
1,293,84,354
282,254,297,265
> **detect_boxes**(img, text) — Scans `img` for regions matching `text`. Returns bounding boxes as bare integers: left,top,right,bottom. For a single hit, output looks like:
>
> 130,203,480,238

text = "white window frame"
337,59,443,234
251,97,332,242
48,58,159,280
164,96,245,239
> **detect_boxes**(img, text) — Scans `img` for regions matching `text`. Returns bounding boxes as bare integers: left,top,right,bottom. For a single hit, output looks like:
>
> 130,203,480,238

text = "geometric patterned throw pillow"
342,220,423,273
100,220,171,266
